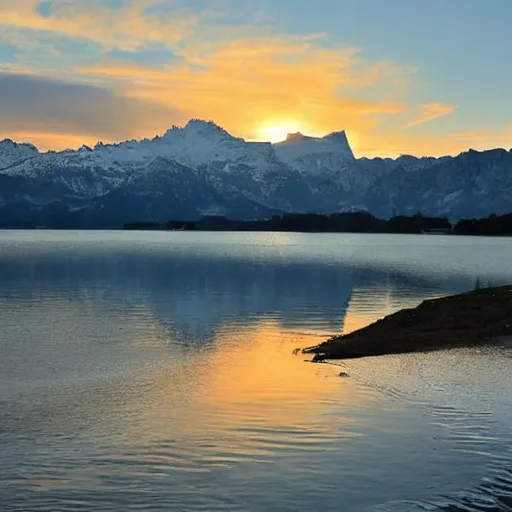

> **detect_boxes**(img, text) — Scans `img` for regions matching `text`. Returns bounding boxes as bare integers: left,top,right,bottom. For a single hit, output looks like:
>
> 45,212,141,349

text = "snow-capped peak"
0,138,39,169
283,132,314,143
150,119,275,169
273,129,355,174
164,119,236,141
275,130,354,155
0,138,37,150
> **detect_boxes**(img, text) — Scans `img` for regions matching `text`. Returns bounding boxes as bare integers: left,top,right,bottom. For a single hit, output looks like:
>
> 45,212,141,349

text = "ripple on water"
1,232,512,511
345,349,512,512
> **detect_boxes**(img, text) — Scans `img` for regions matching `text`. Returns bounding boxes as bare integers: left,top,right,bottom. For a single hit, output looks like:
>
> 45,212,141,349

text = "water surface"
1,231,511,511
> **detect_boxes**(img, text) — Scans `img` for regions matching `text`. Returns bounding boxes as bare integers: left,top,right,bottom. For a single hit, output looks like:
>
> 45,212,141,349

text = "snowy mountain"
0,140,39,170
273,131,382,200
274,131,354,171
363,148,512,218
0,119,510,227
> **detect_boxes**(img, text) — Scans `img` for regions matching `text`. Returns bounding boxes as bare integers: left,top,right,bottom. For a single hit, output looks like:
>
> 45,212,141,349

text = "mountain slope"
364,149,512,218
0,172,81,227
75,157,280,227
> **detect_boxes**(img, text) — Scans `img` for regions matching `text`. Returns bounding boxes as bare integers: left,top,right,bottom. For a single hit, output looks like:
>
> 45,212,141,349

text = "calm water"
1,231,512,512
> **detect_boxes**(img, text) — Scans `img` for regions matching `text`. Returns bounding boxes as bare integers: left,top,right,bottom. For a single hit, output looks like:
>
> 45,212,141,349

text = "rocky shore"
304,286,512,362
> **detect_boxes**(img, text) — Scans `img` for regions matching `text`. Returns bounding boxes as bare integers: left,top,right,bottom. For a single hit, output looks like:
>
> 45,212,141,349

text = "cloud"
0,0,197,51
0,72,181,148
0,0,475,156
80,36,410,149
404,102,457,129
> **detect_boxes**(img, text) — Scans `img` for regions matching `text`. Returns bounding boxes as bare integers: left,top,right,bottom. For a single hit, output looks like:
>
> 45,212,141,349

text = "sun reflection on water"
121,320,367,458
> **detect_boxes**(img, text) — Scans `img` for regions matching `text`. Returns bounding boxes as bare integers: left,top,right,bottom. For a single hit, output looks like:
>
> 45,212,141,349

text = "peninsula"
304,286,512,362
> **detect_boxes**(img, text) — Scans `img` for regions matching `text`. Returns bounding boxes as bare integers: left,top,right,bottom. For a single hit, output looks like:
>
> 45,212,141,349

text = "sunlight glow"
260,124,302,143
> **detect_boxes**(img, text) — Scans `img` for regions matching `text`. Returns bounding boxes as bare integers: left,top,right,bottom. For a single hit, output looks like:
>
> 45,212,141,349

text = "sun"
259,124,302,143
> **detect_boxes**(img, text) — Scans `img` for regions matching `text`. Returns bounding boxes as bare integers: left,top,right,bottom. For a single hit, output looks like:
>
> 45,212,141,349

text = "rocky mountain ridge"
0,120,510,227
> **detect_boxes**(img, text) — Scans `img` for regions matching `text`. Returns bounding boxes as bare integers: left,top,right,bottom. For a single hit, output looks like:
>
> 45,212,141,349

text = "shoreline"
303,286,512,362
1,227,510,239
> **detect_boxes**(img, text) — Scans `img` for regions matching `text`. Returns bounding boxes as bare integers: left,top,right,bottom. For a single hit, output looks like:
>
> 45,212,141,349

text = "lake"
1,231,512,511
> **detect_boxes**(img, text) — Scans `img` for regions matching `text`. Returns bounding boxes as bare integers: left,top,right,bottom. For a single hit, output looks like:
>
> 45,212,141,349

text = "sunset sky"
0,0,510,157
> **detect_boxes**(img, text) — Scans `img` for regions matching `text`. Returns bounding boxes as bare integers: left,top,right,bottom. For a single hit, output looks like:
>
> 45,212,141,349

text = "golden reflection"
121,319,362,452
201,321,341,403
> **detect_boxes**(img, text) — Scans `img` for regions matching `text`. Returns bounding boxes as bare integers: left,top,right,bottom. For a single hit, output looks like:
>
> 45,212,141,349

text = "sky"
0,0,511,157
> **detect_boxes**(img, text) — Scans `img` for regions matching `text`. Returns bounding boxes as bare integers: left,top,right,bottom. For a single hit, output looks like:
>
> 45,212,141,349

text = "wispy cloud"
0,72,180,148
0,0,198,51
404,102,457,129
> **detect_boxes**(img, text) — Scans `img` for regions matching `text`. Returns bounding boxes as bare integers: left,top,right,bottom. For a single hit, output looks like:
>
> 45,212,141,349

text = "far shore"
1,211,512,235
124,212,512,237
303,286,512,362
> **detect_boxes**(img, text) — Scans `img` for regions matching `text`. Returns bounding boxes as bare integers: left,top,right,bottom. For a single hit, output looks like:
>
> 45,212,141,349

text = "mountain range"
0,119,511,227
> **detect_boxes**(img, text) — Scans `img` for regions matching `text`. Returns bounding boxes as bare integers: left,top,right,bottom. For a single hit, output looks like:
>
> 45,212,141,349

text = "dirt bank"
304,286,512,362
